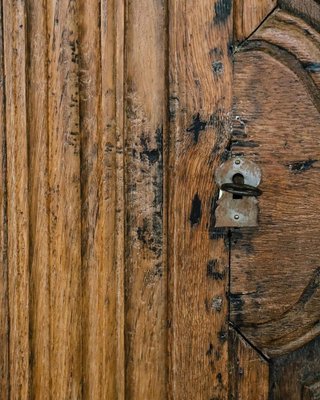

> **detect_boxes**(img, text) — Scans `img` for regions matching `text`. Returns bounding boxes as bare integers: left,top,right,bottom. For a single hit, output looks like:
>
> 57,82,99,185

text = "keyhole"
232,173,244,199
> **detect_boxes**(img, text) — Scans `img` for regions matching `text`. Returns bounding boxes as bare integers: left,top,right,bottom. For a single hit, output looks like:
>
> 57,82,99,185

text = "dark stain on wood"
214,0,232,25
190,193,202,226
186,113,207,143
287,159,317,173
207,260,225,281
303,62,320,72
206,343,214,357
212,61,224,75
218,330,228,343
231,140,259,148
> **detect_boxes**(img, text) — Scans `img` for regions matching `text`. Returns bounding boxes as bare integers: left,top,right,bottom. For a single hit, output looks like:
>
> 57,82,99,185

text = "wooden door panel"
1,0,319,399
230,2,320,399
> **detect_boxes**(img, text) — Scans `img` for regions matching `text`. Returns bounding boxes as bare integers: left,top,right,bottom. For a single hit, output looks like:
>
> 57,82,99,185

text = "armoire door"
0,0,319,399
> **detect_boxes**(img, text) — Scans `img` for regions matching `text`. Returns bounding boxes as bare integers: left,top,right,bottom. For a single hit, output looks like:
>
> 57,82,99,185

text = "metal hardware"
214,158,262,227
220,183,262,197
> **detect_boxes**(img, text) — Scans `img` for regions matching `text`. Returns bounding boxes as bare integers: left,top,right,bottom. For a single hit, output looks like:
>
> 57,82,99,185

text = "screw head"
235,159,241,165
234,214,240,220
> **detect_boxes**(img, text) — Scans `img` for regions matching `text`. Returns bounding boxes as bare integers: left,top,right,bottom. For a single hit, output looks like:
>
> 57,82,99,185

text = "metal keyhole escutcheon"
214,158,262,227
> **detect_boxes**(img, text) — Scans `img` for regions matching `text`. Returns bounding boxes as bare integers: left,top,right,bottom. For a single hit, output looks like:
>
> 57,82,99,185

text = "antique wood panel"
168,1,232,398
1,0,320,399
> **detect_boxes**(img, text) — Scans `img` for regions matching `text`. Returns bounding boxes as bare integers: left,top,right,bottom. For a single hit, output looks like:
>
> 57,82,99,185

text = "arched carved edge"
230,4,320,358
279,0,320,31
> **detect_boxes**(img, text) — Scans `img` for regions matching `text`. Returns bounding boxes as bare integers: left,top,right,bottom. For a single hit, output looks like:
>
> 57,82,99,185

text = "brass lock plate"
215,158,262,227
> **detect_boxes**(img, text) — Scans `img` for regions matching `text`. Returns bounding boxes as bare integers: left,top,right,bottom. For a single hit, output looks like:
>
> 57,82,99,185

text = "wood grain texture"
279,0,320,31
27,0,50,397
124,0,167,398
168,0,232,398
0,3,9,398
229,328,269,400
47,1,82,397
234,0,277,42
79,0,125,398
3,1,30,398
230,5,320,357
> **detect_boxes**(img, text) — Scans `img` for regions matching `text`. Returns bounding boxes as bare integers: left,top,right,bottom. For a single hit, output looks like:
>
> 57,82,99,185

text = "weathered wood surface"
3,0,320,399
0,3,9,399
124,0,167,398
28,0,50,397
168,0,232,398
3,1,29,398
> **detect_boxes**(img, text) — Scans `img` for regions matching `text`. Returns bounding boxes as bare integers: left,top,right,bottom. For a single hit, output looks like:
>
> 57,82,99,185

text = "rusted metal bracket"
215,158,262,227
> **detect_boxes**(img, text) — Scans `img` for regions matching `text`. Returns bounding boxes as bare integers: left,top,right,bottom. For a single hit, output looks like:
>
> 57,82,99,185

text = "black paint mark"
214,0,232,25
216,373,223,384
287,159,317,173
212,61,224,75
304,62,320,72
231,140,259,148
186,113,207,144
207,260,225,281
206,343,214,356
140,134,160,164
229,293,244,310
231,129,247,138
218,330,228,343
190,193,202,226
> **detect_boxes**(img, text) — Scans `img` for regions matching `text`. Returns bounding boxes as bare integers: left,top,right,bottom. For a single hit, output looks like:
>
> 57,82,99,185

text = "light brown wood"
27,0,50,397
234,0,277,42
124,0,167,398
47,1,82,397
0,3,8,398
229,328,269,400
3,1,30,398
79,0,125,398
168,0,232,398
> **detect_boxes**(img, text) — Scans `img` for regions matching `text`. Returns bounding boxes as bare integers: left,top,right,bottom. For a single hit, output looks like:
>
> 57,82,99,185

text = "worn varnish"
2,1,320,399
